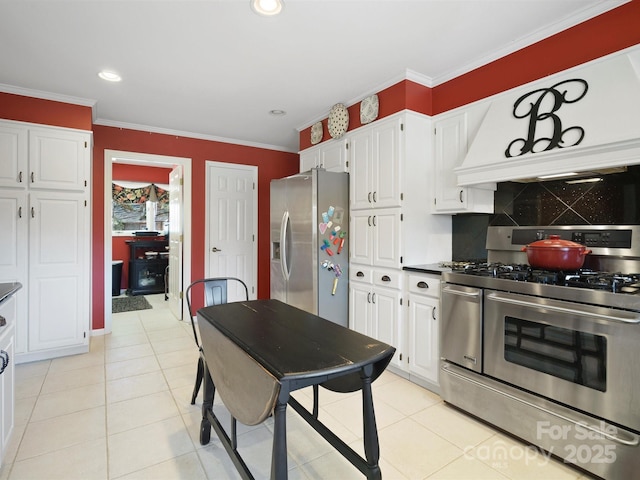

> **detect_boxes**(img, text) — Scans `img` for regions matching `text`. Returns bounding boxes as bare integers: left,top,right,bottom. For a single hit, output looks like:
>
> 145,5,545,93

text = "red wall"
112,164,173,290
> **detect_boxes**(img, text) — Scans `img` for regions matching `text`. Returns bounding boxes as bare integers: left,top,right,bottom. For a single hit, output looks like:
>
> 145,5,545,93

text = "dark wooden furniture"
126,239,169,295
197,299,395,480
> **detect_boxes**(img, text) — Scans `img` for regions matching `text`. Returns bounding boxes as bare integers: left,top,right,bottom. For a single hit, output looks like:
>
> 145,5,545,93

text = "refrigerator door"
285,173,316,314
270,179,287,303
315,170,349,326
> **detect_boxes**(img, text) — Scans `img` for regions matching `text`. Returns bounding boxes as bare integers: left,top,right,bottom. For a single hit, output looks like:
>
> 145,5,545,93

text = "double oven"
440,226,640,479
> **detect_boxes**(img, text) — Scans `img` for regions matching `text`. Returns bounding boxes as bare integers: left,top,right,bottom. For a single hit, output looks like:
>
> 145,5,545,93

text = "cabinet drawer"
407,274,441,297
350,266,373,283
373,269,402,289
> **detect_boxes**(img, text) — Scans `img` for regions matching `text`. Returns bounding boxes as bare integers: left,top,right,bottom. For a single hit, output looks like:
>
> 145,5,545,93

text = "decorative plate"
327,103,349,139
310,121,323,145
360,94,379,124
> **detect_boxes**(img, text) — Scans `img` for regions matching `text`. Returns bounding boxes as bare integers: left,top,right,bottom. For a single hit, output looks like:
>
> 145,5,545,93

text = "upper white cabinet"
299,138,348,173
28,128,89,191
0,124,27,188
0,119,91,363
433,109,496,214
0,125,88,192
350,116,402,210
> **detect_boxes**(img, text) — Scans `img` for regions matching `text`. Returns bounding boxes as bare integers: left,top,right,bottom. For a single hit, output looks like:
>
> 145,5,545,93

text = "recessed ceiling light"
251,0,284,16
98,70,122,82
269,109,286,116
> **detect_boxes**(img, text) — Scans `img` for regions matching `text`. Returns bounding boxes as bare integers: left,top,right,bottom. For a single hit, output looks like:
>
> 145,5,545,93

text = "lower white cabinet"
404,272,441,389
0,299,15,467
349,266,403,369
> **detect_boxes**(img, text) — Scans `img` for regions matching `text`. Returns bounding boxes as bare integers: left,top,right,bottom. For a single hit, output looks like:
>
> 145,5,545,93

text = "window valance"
112,183,169,205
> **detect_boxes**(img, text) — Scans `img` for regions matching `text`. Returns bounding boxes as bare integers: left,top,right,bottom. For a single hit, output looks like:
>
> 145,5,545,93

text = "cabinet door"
372,286,402,368
28,191,89,351
349,282,371,335
350,210,374,265
0,191,28,354
409,293,439,383
28,128,90,192
0,324,14,464
320,139,348,172
372,117,402,208
433,114,469,212
0,123,27,188
299,147,320,172
349,128,373,209
372,209,401,269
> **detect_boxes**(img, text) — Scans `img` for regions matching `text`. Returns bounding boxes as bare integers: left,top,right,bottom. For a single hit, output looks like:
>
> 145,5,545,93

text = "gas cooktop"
451,263,640,295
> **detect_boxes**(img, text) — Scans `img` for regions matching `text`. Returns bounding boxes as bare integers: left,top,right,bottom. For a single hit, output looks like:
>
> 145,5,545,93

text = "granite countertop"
0,282,22,306
403,264,451,275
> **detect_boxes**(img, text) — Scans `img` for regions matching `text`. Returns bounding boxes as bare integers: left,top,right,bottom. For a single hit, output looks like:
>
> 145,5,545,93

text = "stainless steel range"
440,225,640,479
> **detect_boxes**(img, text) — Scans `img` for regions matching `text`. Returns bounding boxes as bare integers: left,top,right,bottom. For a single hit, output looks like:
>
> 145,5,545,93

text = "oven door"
484,289,640,432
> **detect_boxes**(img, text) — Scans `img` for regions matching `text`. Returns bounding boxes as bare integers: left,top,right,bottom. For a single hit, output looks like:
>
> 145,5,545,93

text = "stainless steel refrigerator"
270,168,349,326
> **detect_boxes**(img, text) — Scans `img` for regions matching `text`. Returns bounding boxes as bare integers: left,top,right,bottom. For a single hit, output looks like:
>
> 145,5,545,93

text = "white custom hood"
455,46,640,186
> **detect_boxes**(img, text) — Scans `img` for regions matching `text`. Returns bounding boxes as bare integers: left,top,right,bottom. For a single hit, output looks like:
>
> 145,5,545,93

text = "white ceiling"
0,0,627,152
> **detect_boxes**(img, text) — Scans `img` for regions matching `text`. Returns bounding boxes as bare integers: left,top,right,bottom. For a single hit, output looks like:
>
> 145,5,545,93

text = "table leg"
200,361,216,445
271,387,290,480
361,364,382,480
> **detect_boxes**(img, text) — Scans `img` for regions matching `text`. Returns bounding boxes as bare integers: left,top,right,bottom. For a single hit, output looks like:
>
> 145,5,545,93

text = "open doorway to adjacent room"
103,150,192,334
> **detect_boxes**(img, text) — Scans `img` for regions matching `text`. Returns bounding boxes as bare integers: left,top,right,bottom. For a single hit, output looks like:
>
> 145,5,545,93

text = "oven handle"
487,292,640,324
441,363,640,447
442,286,481,298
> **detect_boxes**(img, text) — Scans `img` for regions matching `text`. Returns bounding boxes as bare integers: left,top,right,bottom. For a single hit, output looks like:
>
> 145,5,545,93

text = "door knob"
212,247,222,252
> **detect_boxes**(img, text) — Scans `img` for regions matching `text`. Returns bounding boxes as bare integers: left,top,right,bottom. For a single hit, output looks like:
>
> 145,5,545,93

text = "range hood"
455,46,640,186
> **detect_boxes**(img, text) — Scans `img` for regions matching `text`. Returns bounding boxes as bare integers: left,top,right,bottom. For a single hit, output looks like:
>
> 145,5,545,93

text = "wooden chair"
185,277,249,405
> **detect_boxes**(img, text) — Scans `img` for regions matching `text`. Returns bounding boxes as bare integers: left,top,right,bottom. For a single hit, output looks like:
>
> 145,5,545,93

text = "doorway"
103,150,192,334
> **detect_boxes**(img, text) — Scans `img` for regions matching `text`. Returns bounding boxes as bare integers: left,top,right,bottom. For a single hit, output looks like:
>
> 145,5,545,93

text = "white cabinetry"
349,266,403,369
350,209,401,269
433,108,496,214
0,119,91,363
405,272,441,389
0,298,16,467
299,138,348,173
350,116,402,210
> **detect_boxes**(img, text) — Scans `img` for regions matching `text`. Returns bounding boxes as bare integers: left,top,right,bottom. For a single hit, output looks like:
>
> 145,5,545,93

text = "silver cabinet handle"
367,292,371,303
459,189,464,203
372,292,376,304
373,191,377,202
432,306,437,320
372,215,377,226
368,192,372,203
211,247,222,252
367,216,372,227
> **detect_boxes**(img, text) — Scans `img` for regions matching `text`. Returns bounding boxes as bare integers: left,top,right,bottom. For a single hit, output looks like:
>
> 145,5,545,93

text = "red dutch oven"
521,235,592,271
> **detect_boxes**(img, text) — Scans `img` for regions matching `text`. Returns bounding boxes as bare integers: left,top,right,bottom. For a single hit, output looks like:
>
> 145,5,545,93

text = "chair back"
185,277,249,347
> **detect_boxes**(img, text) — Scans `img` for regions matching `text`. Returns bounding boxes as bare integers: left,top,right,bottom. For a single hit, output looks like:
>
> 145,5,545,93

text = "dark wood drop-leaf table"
197,299,396,480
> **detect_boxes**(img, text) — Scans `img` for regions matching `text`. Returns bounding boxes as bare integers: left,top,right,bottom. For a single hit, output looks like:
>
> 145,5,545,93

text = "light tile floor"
1,294,596,479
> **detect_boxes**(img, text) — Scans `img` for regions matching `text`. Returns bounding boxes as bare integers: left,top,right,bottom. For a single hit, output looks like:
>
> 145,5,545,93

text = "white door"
168,166,183,319
206,162,257,302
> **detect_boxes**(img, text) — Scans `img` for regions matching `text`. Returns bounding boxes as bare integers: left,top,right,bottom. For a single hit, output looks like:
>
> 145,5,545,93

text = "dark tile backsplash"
451,165,640,260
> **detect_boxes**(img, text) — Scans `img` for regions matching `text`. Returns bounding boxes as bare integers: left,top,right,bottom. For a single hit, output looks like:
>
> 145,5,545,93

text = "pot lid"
526,235,586,250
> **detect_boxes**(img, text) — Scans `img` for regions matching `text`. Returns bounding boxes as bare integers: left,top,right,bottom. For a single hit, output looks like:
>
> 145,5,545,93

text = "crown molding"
93,118,296,153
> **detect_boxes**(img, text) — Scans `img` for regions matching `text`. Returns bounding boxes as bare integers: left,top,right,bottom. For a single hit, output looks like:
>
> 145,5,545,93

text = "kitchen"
1,0,640,478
